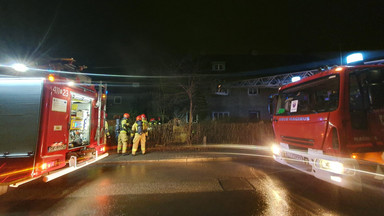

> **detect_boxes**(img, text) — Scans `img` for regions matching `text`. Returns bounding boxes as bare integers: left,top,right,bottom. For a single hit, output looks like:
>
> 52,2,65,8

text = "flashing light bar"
291,76,301,82
11,63,28,72
346,53,364,64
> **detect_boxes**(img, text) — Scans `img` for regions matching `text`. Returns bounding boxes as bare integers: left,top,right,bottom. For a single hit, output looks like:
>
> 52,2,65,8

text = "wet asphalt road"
2,151,384,216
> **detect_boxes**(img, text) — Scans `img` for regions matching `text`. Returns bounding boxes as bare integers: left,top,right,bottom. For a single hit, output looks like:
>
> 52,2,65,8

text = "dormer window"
212,62,226,71
248,88,259,95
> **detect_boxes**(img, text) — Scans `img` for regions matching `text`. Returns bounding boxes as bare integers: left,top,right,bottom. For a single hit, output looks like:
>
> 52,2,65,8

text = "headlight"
318,159,344,174
271,145,281,155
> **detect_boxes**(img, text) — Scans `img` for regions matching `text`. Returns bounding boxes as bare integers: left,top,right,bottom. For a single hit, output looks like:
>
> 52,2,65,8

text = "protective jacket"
132,120,147,155
142,119,149,136
105,120,110,136
120,117,130,133
132,120,143,134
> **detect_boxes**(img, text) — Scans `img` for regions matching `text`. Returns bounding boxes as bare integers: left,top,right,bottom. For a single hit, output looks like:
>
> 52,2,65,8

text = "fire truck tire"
0,185,8,195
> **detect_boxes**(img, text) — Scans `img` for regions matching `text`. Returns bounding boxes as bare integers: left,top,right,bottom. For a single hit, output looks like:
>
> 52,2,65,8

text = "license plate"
284,152,304,161
284,152,311,172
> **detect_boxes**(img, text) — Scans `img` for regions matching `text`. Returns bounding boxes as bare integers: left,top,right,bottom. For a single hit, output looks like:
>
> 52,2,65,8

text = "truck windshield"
276,75,340,116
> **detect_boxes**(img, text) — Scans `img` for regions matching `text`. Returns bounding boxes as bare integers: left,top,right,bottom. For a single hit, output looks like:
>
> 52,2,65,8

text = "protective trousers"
132,133,146,155
117,132,129,154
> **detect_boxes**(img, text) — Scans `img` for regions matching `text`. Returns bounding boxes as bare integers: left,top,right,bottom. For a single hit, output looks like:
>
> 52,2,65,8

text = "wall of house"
207,87,277,121
106,91,153,119
105,86,278,122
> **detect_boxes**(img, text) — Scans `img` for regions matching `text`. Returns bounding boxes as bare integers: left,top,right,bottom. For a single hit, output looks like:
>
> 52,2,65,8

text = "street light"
11,63,28,72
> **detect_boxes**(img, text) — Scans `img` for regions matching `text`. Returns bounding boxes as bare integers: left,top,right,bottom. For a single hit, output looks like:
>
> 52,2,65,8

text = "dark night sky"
1,0,384,76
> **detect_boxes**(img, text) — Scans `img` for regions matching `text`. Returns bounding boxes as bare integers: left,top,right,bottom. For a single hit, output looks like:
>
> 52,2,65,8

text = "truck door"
347,68,384,151
0,78,44,182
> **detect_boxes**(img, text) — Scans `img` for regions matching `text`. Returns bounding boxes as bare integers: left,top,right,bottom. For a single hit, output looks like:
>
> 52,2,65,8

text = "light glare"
291,76,301,82
11,63,28,72
271,145,280,155
48,75,55,82
319,159,344,174
330,176,342,183
346,53,363,64
335,67,343,71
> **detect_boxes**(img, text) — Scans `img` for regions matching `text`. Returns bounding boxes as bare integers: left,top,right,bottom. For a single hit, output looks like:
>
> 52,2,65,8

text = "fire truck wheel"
0,185,8,195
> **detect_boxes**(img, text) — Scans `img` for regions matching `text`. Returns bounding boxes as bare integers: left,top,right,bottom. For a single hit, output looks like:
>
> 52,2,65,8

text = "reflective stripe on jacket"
120,118,130,133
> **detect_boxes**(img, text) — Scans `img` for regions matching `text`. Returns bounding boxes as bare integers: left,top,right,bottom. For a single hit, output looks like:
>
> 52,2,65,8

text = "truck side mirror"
268,94,278,116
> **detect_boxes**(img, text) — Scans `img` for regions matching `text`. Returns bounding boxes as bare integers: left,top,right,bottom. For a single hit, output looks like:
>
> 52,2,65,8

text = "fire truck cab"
271,65,384,191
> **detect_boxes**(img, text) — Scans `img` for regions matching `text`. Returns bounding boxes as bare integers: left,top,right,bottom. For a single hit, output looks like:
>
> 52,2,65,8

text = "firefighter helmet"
150,118,155,122
123,113,130,118
136,115,142,121
141,114,146,120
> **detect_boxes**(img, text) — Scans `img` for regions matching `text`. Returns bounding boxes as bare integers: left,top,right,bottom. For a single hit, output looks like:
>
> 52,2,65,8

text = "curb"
98,156,235,164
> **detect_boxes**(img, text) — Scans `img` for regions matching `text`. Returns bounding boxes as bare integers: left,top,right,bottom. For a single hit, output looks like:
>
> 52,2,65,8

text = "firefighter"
149,118,156,130
115,117,121,141
131,115,147,155
117,113,131,154
104,113,110,143
141,114,149,140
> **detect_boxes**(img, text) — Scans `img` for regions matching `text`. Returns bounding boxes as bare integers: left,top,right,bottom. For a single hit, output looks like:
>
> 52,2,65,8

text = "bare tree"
154,56,202,145
180,76,196,145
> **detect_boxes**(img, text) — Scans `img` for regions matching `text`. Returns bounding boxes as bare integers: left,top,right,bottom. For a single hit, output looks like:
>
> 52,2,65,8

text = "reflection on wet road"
1,153,384,215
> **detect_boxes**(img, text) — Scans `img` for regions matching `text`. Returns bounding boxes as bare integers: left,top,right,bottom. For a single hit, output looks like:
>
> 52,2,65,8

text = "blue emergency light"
346,53,364,64
291,76,301,82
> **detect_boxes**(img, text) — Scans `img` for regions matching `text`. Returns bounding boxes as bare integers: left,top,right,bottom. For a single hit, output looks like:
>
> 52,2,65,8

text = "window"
212,112,229,120
249,110,260,121
350,69,384,110
114,96,122,104
275,75,340,116
212,62,226,71
349,68,384,129
248,88,259,95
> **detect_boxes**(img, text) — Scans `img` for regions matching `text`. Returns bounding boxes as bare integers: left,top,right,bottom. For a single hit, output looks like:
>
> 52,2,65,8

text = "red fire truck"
271,65,384,191
0,70,109,195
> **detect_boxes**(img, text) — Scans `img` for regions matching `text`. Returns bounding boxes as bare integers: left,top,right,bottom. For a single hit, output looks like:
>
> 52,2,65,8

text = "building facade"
208,80,277,122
